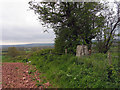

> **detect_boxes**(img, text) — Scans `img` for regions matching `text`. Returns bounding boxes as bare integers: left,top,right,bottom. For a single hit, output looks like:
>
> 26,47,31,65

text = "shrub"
8,47,19,57
28,49,120,88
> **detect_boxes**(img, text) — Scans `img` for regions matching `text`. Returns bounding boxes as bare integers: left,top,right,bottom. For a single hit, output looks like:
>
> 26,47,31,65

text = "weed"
36,83,43,87
15,67,18,69
32,78,36,81
28,49,119,88
3,48,119,88
28,70,35,74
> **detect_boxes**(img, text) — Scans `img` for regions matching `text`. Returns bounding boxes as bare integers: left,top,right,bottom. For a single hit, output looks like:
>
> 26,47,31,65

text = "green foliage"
2,50,28,62
94,1,120,53
2,47,119,88
2,55,24,63
15,67,19,69
28,49,120,88
29,1,105,54
8,47,19,57
28,69,35,75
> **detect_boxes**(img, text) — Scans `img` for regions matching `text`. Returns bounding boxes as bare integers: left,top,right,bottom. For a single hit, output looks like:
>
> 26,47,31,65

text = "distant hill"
92,39,120,43
1,43,54,48
1,39,120,49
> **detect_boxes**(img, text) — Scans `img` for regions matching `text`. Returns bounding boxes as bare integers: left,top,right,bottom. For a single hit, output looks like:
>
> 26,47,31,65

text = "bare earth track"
2,63,51,88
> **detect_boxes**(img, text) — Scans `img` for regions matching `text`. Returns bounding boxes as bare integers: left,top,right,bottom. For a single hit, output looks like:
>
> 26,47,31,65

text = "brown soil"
2,62,51,88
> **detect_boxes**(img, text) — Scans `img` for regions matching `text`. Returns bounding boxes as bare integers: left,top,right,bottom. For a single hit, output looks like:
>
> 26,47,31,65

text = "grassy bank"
2,55,24,63
2,48,120,88
26,49,120,88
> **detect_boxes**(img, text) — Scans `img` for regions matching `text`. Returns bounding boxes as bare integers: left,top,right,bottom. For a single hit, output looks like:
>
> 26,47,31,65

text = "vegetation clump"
27,49,120,88
8,47,19,57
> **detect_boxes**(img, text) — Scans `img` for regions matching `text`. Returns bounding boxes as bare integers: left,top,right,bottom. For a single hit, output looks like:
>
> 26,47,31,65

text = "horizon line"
0,42,54,46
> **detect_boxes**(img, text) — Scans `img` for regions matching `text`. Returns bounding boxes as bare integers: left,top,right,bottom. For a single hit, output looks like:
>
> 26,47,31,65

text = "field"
2,46,120,88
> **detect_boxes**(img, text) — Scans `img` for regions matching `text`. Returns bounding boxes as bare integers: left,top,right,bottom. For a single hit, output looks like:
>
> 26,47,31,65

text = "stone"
76,45,89,57
23,77,26,80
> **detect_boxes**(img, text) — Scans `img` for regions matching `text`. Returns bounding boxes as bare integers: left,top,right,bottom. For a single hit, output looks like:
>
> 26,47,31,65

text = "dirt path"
2,62,50,88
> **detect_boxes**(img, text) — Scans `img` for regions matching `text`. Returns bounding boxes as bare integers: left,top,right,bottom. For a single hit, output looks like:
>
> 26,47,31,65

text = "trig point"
76,45,89,57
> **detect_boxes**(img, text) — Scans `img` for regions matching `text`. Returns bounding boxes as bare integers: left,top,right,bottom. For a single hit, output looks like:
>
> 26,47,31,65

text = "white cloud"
0,0,55,45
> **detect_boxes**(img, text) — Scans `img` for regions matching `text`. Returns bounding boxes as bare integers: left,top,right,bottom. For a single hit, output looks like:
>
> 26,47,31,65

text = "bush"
27,49,120,88
8,47,19,57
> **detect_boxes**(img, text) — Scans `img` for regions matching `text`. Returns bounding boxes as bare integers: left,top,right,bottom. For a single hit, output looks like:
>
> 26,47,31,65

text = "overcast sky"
0,0,55,45
0,0,119,45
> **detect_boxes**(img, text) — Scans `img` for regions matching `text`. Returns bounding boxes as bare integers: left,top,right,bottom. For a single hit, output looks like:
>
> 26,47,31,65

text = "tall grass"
2,48,119,88
27,49,120,88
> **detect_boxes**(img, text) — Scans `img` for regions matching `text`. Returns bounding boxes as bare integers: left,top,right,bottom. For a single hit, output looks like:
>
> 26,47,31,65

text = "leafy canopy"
29,1,105,54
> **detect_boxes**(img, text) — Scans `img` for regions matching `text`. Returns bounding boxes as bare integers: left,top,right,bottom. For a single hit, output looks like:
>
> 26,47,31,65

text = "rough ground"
2,63,51,88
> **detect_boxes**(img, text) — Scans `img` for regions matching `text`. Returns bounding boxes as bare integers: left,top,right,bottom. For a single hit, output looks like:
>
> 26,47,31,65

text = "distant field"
1,43,54,48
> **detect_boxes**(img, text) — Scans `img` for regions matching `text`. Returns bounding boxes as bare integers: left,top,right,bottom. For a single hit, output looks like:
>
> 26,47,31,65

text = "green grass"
26,51,31,53
2,55,23,63
27,49,120,88
2,48,120,88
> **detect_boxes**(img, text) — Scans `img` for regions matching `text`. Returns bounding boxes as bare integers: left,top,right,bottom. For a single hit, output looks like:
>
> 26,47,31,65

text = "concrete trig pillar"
76,45,89,57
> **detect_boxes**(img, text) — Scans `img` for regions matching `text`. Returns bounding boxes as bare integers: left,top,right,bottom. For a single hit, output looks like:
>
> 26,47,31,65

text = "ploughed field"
2,63,51,88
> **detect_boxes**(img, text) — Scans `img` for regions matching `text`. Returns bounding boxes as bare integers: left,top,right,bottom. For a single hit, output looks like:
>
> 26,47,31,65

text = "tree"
8,47,19,57
95,1,120,53
29,1,105,54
